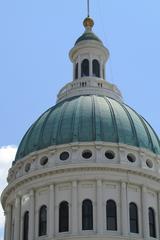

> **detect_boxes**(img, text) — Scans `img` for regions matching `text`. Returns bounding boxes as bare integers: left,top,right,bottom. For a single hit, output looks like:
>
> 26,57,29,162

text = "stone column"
13,196,21,240
5,205,12,240
142,186,149,238
49,184,54,237
96,179,103,234
100,60,103,79
121,182,128,236
89,55,92,76
72,181,78,235
29,190,35,240
78,56,81,79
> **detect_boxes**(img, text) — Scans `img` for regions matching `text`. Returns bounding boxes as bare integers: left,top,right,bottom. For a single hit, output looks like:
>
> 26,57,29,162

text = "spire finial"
83,0,94,31
87,0,90,17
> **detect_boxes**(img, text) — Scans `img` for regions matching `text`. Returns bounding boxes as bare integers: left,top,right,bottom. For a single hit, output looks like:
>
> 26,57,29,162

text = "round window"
105,151,115,159
40,156,48,166
60,151,70,161
25,163,31,172
146,159,153,168
127,153,136,163
82,150,92,159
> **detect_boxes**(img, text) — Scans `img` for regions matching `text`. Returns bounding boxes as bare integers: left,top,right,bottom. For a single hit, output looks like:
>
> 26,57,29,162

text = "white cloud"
0,146,17,238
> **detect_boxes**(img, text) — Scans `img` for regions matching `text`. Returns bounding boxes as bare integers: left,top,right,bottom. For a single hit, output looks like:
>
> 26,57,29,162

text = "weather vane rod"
87,0,90,17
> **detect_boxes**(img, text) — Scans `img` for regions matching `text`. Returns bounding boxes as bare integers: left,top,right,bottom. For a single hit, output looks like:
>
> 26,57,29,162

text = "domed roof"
15,95,160,161
75,16,103,45
75,31,102,45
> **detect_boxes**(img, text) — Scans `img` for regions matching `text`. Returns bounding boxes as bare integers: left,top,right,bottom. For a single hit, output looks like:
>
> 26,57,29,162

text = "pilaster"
29,190,35,240
121,182,128,236
96,179,103,234
71,181,78,235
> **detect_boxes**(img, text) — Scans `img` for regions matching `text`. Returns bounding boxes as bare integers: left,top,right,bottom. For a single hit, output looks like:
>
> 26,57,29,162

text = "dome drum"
2,161,160,240
7,141,160,184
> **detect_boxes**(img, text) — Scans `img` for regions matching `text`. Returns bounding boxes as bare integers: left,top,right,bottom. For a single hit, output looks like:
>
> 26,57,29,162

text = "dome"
15,95,160,161
75,31,102,45
75,17,103,45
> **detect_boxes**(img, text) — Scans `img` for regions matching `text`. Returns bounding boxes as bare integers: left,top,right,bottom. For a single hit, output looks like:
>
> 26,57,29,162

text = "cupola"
57,16,122,103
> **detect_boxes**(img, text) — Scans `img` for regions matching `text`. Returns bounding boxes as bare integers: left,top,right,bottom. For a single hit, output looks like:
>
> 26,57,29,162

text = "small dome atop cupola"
75,17,102,45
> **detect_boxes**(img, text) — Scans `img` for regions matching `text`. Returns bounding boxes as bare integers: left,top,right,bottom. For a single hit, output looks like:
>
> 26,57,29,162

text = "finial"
87,0,90,17
83,0,94,31
83,17,94,30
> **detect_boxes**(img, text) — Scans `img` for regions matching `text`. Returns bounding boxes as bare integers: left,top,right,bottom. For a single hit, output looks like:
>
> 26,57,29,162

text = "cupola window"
106,200,117,231
92,59,100,77
75,63,78,79
81,59,89,77
129,203,139,233
82,199,93,230
149,207,156,238
59,201,69,232
39,205,47,236
23,211,29,240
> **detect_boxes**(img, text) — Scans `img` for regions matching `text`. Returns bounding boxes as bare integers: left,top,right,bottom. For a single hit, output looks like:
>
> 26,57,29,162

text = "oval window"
25,163,31,172
60,152,70,161
127,153,136,163
40,156,48,166
82,150,92,159
146,159,153,168
105,151,115,160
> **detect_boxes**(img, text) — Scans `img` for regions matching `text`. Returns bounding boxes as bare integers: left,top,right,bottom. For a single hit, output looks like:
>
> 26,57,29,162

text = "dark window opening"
81,59,89,77
23,211,29,240
106,200,117,231
129,203,139,233
82,199,93,230
59,201,69,232
75,63,78,79
82,150,92,159
60,152,69,161
92,59,100,77
39,205,47,236
149,207,156,238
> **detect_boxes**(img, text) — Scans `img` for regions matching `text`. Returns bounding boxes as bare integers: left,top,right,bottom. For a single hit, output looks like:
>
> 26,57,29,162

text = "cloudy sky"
1,0,160,238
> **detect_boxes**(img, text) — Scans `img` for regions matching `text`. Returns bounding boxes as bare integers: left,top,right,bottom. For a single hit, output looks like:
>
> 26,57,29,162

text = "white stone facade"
2,142,160,240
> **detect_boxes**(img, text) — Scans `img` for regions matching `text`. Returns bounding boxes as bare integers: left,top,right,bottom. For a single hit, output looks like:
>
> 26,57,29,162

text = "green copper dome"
15,95,160,161
75,31,102,45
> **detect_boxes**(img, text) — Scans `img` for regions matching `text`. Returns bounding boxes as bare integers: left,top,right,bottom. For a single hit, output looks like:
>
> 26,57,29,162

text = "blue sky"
0,0,160,238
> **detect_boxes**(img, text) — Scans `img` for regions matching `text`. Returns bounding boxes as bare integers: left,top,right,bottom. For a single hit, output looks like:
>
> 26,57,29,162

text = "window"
39,205,47,236
149,207,156,238
92,59,100,77
129,203,139,233
106,200,117,231
81,59,89,77
75,63,78,79
60,151,70,161
82,150,92,159
82,199,93,230
59,201,69,232
23,211,29,240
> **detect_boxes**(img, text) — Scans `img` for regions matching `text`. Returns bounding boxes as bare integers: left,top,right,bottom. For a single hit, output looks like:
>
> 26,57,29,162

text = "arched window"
81,59,89,77
59,201,69,232
149,207,156,238
75,63,78,79
106,200,117,231
39,205,47,236
82,199,93,230
92,59,100,77
129,203,139,233
23,211,29,240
